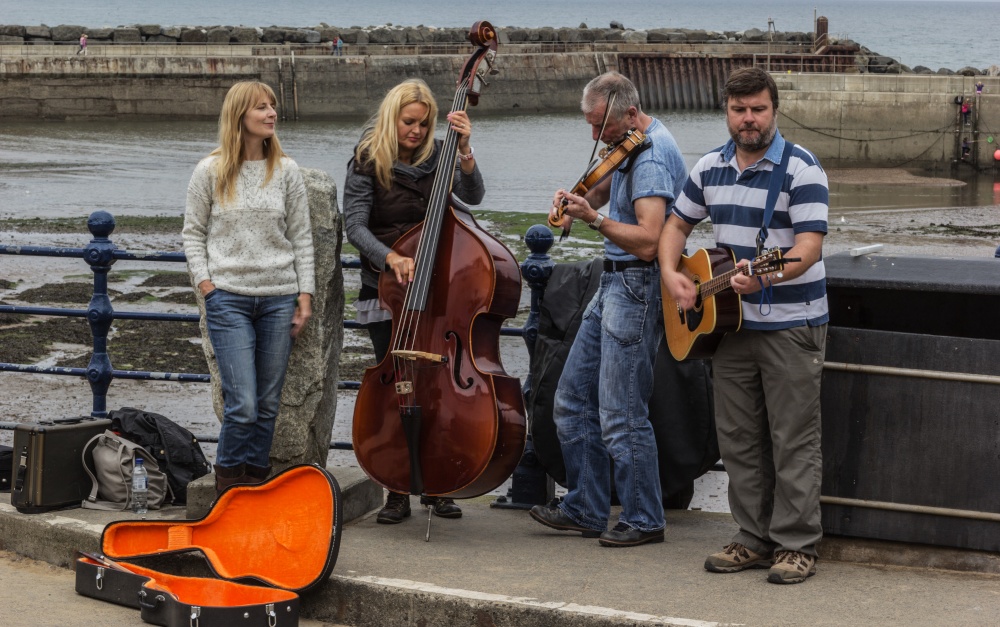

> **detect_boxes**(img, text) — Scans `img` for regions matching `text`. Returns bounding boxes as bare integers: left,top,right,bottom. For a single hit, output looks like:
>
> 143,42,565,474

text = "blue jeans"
553,266,665,533
204,289,297,468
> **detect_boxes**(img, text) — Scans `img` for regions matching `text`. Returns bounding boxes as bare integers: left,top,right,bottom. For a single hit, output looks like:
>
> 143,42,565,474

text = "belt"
603,258,657,272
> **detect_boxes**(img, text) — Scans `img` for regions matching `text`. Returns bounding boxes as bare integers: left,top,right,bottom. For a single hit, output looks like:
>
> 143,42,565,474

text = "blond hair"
211,81,286,205
356,79,438,190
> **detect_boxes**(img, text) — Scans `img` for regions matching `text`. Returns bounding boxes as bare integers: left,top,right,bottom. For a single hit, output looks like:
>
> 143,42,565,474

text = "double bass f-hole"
445,330,473,390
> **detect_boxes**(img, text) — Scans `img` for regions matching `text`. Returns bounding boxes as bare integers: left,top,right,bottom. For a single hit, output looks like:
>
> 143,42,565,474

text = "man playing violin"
530,71,687,547
659,67,829,584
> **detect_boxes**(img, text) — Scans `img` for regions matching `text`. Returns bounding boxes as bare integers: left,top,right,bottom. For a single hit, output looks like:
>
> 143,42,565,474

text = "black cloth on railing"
107,407,211,504
527,259,719,509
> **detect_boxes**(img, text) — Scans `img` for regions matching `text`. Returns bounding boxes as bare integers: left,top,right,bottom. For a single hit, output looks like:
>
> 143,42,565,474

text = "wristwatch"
588,212,605,231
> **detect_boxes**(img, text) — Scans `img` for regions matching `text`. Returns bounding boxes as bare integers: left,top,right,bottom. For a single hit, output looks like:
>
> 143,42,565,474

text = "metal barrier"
0,211,553,420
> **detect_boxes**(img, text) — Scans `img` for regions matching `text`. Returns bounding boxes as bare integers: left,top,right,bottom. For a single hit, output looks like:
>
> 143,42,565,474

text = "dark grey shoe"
529,504,601,538
423,497,462,519
376,492,411,524
598,522,665,547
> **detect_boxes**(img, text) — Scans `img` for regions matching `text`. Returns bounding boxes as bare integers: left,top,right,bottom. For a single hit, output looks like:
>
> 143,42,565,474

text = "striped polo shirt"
672,132,829,330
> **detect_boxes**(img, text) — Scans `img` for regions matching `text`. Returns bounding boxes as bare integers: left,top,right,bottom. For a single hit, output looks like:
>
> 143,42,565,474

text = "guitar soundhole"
687,280,704,331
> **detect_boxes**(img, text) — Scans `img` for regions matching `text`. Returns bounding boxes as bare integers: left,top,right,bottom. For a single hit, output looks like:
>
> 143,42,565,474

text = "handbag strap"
81,432,131,511
755,139,795,256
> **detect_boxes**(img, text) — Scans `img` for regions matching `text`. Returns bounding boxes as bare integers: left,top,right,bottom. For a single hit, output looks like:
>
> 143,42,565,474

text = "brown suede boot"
214,463,247,496
244,464,272,485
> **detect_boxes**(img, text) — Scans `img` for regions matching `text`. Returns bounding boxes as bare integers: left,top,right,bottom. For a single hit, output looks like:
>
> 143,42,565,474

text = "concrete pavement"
1,467,999,626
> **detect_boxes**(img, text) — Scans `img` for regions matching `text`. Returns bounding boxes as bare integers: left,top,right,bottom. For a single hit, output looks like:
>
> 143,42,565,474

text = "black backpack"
107,407,211,504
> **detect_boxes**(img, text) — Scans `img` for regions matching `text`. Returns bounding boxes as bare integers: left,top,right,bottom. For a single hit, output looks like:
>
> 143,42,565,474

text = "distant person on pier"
660,67,829,584
530,71,687,548
343,78,483,524
962,137,971,160
962,98,972,125
182,81,315,495
976,81,984,95
76,33,87,56
336,36,344,56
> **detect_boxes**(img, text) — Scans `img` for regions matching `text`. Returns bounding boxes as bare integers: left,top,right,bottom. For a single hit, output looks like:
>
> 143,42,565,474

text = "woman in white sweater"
182,81,315,495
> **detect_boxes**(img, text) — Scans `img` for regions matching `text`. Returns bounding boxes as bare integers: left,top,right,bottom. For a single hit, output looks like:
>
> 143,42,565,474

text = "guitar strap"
755,139,795,256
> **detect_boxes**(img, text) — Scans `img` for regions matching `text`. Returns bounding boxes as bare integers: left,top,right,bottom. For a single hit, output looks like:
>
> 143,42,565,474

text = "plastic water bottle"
132,458,149,515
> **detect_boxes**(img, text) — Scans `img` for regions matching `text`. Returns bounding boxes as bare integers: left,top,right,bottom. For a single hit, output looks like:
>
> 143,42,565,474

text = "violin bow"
555,90,617,241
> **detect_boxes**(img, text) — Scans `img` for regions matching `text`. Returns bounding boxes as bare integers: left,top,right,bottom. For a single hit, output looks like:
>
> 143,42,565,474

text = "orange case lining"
102,465,335,591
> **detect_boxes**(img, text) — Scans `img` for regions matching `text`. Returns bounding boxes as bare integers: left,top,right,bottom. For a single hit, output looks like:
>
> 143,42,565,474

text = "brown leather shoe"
376,492,411,524
213,463,246,496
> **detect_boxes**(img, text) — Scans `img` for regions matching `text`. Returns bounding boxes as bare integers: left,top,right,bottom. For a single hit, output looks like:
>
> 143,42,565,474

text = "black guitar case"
528,259,719,508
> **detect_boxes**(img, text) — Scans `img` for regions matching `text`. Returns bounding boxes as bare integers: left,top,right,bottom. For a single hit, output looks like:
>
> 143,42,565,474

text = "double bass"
352,22,527,503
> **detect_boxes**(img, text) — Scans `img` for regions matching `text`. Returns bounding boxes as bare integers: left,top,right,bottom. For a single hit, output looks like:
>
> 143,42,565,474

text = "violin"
548,128,647,238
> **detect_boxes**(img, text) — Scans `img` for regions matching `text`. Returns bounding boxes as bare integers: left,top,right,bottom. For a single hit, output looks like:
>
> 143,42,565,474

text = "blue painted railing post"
83,211,117,418
492,225,555,510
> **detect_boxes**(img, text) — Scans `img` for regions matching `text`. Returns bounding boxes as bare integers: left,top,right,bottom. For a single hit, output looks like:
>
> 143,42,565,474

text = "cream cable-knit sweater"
182,156,316,296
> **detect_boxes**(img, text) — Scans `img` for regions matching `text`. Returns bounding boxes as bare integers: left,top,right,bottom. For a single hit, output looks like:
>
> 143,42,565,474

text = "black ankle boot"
376,492,411,524
214,463,246,496
244,463,272,485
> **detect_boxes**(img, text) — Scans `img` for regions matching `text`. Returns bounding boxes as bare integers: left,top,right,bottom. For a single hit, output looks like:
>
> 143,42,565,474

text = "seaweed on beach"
140,272,191,288
55,319,206,374
17,283,121,304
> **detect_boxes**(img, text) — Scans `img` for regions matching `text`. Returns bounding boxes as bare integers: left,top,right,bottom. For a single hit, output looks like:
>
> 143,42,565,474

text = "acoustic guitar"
661,247,787,361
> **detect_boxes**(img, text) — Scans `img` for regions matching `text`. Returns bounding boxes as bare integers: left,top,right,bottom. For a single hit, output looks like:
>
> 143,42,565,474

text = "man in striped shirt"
659,67,829,585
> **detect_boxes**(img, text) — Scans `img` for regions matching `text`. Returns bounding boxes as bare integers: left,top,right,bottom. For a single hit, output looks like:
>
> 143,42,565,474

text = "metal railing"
0,211,553,419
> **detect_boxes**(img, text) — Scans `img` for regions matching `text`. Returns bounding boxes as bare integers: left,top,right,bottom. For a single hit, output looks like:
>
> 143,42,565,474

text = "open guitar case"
75,464,342,626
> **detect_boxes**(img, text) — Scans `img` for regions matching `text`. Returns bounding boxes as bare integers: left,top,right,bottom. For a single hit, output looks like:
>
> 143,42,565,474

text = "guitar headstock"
750,247,785,275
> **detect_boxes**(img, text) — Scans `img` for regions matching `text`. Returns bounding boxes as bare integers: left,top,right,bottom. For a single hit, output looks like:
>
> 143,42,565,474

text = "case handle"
137,590,165,610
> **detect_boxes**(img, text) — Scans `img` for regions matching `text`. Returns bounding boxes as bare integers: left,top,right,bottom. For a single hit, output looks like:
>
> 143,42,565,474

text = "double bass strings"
390,83,471,410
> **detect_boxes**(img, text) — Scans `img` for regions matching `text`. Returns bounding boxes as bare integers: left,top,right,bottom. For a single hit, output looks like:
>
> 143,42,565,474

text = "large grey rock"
51,25,86,41
0,35,24,43
536,27,557,43
405,27,428,44
340,29,367,45
742,27,769,42
180,28,208,43
138,24,162,37
284,28,321,44
912,65,934,75
145,35,178,44
261,28,287,43
25,26,51,39
193,169,344,472
957,66,982,77
556,27,580,43
206,27,231,43
318,28,341,42
0,25,26,37
936,67,956,75
113,28,141,43
505,28,528,43
88,28,114,40
623,29,648,43
231,27,261,43
867,55,897,73
368,27,405,45
162,26,182,39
